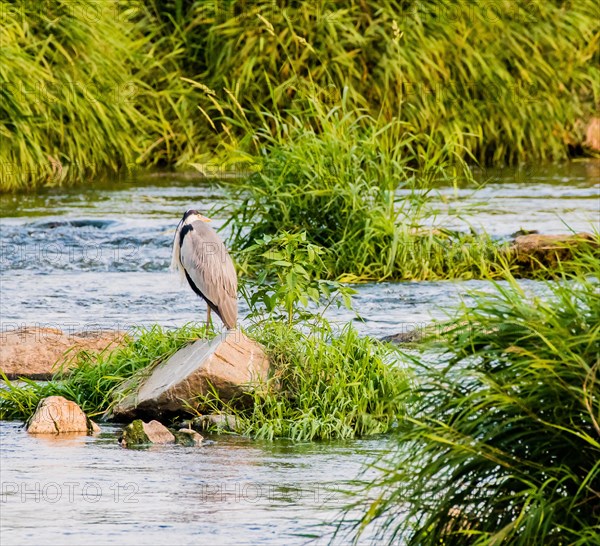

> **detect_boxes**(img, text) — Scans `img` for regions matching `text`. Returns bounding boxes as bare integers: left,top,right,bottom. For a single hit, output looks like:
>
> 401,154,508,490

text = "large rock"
506,232,597,269
27,396,100,435
0,327,125,380
112,331,270,420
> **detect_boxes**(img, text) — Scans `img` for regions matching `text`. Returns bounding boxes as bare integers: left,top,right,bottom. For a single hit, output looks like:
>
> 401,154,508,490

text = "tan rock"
506,232,598,268
119,419,175,446
585,117,600,151
143,420,175,443
27,396,99,435
175,428,204,446
0,327,126,379
113,330,270,419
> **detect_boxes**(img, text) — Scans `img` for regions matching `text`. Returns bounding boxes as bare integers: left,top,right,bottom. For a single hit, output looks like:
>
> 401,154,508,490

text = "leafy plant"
239,231,356,325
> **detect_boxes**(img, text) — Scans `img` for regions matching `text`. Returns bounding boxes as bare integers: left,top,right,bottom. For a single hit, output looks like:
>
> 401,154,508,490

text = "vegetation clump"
200,321,409,441
220,105,506,282
347,248,600,545
0,278,409,441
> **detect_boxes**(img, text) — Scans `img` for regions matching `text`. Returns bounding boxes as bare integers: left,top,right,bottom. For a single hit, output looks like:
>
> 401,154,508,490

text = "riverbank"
2,0,598,191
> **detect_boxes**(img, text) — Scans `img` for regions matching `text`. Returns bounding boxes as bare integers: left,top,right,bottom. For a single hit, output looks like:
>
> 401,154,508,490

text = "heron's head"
182,209,211,224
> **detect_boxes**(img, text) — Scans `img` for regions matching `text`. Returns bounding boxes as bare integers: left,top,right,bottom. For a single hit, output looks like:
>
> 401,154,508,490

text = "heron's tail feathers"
218,296,238,330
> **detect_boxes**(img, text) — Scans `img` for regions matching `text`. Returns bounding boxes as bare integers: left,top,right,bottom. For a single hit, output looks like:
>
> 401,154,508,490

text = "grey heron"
171,210,238,330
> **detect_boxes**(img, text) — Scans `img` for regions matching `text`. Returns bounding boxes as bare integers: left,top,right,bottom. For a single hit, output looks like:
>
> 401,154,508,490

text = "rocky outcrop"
27,396,100,435
0,327,125,380
505,232,597,269
112,330,270,420
119,419,175,447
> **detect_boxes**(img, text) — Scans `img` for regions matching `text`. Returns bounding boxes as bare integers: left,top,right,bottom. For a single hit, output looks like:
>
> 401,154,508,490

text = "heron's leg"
206,306,212,332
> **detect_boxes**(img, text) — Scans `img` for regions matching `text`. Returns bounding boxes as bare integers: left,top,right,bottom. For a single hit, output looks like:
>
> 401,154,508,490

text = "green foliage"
0,0,210,190
239,231,355,324
180,0,599,164
198,321,410,441
347,248,600,545
0,324,210,419
2,0,598,190
0,0,145,190
219,106,505,281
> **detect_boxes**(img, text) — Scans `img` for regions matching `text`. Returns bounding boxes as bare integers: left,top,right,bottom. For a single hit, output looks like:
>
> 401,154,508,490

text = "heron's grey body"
172,211,238,329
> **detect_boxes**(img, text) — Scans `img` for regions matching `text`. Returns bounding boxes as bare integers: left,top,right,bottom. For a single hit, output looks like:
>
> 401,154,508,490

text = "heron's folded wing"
179,222,238,326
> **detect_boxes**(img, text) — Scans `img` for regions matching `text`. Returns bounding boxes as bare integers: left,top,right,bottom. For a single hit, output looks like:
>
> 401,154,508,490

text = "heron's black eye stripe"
179,224,194,246
182,209,199,221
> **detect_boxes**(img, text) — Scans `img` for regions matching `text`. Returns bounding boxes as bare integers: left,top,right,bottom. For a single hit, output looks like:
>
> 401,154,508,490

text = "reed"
344,247,600,544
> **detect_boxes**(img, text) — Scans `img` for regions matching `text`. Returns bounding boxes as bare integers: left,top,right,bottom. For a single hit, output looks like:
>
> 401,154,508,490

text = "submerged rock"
119,419,175,447
192,413,241,433
505,232,597,269
381,329,426,344
174,428,204,446
27,396,100,435
1,326,126,380
112,330,270,420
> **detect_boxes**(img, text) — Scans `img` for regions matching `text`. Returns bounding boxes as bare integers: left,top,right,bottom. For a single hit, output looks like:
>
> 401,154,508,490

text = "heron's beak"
199,215,211,222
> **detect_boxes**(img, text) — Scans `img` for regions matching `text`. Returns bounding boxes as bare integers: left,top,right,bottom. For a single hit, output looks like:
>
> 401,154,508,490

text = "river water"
0,162,598,545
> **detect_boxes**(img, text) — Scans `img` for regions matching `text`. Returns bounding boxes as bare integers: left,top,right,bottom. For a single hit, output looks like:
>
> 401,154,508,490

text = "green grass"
217,104,598,282
196,321,410,441
0,0,145,190
345,247,600,545
180,0,599,164
0,324,210,419
215,102,506,282
0,0,210,191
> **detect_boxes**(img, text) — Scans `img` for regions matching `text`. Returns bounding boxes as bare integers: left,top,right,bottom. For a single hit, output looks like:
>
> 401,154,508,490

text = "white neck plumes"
170,212,208,281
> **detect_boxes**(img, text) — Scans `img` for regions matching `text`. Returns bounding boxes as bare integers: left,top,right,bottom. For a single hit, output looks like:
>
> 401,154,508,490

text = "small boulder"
113,330,270,420
27,396,100,435
119,419,175,447
192,413,240,433
174,428,204,446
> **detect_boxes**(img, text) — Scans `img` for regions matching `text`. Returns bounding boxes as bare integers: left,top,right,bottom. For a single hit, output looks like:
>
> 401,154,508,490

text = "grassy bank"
345,247,600,544
2,0,599,191
184,0,600,164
